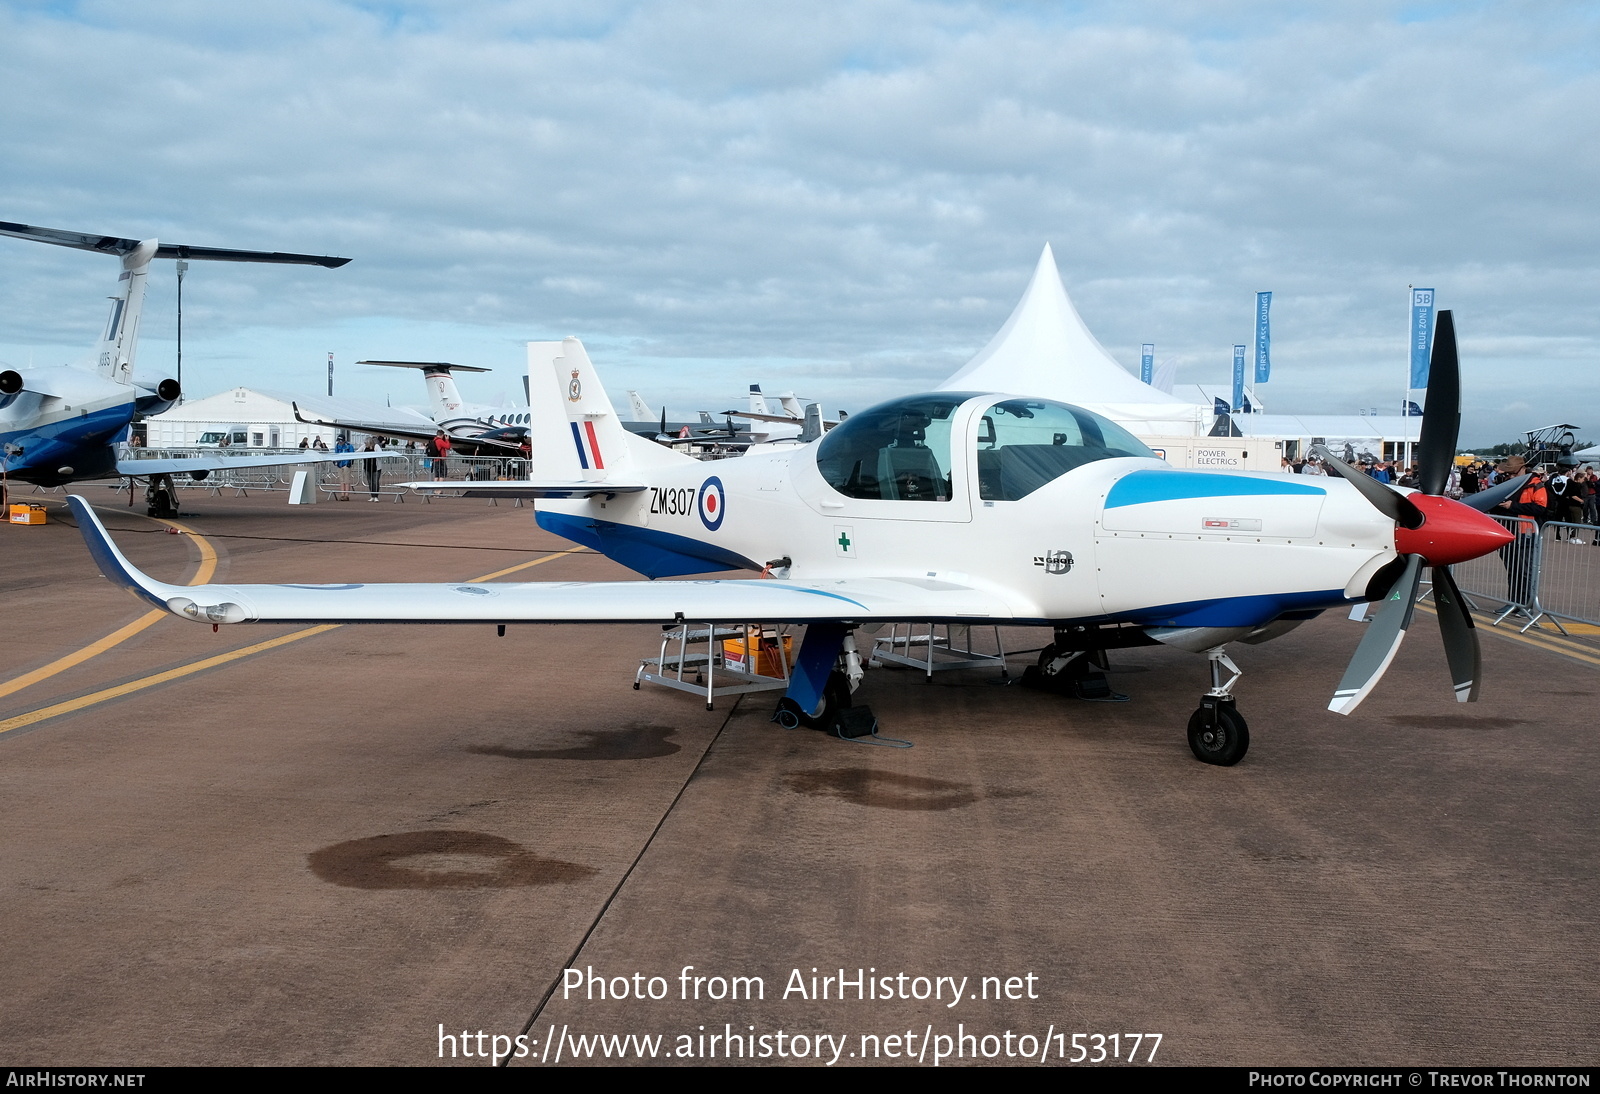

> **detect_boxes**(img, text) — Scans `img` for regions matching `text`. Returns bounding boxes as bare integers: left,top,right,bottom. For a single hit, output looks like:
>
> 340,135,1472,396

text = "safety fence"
110,449,531,502
1451,517,1600,633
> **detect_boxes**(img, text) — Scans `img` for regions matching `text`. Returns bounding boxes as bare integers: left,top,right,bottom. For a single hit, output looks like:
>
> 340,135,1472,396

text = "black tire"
773,671,852,732
1187,704,1250,766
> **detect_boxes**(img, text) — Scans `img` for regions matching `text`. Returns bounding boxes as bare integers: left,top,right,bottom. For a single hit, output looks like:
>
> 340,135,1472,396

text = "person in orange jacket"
1493,456,1548,608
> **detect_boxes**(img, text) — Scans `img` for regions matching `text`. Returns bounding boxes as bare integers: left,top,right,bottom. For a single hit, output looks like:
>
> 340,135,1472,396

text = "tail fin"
748,384,771,416
528,338,692,480
0,220,350,387
94,240,158,385
626,390,656,422
800,403,824,443
422,367,468,418
778,392,804,419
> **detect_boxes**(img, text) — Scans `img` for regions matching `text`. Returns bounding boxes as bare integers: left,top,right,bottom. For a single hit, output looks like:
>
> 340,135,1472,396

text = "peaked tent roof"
937,245,1208,434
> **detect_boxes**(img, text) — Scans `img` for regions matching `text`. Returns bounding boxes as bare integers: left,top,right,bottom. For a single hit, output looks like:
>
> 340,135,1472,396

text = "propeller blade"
1460,472,1530,513
1430,565,1481,703
1416,310,1460,496
1311,445,1424,529
1329,554,1425,715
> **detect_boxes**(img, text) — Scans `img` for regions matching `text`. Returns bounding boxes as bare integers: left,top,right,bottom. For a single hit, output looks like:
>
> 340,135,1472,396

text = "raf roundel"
697,476,726,531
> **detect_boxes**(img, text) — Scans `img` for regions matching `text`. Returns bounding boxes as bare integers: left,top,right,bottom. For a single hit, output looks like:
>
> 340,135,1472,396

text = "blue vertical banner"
1254,292,1272,383
1409,288,1435,389
1140,344,1155,384
1232,344,1246,412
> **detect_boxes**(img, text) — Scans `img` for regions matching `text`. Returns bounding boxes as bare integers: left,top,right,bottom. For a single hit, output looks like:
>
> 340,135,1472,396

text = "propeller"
1314,310,1512,715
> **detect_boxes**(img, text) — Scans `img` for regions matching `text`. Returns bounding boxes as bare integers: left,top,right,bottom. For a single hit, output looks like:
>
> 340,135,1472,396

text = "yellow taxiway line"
1417,601,1600,669
0,510,217,701
0,541,585,736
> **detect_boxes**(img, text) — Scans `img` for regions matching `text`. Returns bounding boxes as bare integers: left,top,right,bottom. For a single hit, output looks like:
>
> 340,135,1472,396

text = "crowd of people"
1277,452,1600,531
1278,450,1597,614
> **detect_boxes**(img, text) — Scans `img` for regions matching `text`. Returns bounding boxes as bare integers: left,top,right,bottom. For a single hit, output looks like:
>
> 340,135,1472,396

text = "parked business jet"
1,221,389,515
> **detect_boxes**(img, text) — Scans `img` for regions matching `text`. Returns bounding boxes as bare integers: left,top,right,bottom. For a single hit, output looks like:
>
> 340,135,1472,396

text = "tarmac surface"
1,488,1596,1067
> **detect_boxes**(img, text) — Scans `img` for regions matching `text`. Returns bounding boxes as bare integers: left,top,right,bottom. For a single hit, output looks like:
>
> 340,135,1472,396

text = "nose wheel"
1187,696,1249,765
1188,647,1249,765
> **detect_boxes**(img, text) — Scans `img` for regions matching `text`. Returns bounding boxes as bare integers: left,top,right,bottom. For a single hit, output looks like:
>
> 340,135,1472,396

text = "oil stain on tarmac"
783,768,1030,811
467,723,681,761
308,830,597,890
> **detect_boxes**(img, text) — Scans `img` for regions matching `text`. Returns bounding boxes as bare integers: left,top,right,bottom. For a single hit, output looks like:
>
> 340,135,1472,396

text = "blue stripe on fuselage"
1106,469,1325,509
1,402,132,484
1108,588,1345,628
535,510,760,579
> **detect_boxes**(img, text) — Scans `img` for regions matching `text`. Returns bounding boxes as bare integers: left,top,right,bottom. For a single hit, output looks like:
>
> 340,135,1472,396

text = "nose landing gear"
1188,648,1248,765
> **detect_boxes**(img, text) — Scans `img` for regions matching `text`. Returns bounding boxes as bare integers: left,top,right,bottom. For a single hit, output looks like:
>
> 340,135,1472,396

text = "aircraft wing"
292,399,524,451
68,495,1011,624
292,398,438,441
115,450,401,477
726,410,802,424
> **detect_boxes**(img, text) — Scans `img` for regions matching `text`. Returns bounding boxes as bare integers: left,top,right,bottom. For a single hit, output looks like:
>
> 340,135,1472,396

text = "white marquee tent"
937,245,1211,436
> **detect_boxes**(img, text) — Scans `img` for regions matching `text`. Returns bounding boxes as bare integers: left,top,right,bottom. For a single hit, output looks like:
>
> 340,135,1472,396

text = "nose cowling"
1393,493,1514,566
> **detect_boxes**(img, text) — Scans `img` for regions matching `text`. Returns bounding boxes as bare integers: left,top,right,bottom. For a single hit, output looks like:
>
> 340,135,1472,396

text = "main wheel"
147,485,177,518
1187,703,1249,766
773,699,805,730
772,671,852,732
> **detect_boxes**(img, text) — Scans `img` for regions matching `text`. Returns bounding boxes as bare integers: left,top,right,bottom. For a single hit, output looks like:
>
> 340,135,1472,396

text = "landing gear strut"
1187,648,1248,765
145,474,179,518
773,627,876,738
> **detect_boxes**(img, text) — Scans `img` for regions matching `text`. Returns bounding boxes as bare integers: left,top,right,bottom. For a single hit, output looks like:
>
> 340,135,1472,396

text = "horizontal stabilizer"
0,221,350,267
357,360,492,374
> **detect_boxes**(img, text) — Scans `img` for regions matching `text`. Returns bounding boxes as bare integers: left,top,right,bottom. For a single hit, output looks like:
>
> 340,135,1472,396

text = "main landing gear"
1187,648,1248,766
773,626,878,739
145,474,179,519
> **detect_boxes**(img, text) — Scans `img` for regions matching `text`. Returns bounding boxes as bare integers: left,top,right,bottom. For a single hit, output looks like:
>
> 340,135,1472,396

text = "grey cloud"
1,1,1597,442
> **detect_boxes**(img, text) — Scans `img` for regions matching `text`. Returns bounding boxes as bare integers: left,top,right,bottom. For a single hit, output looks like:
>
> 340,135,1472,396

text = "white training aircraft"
0,221,394,516
69,313,1522,765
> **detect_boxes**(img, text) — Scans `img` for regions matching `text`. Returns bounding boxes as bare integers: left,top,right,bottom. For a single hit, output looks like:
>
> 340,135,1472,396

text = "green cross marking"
838,531,852,551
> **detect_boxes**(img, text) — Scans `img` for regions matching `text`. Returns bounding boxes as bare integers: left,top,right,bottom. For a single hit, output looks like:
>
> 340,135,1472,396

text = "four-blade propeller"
1312,311,1512,715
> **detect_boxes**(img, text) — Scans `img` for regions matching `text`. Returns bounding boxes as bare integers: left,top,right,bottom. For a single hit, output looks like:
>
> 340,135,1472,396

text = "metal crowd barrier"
1528,521,1600,632
1449,516,1600,634
1450,515,1537,625
113,449,531,503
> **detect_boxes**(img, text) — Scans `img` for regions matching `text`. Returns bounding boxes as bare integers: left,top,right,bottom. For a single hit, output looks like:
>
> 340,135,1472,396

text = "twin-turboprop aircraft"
0,221,390,516
70,302,1521,765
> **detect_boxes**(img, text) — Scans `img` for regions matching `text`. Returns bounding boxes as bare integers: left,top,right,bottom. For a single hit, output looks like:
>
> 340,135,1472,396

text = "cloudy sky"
2,0,1596,444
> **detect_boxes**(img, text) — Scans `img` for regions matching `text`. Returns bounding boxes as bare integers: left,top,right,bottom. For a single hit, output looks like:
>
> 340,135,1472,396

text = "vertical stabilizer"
422,367,468,419
749,384,771,416
778,392,804,419
97,240,158,385
626,390,656,422
528,337,692,482
801,403,824,443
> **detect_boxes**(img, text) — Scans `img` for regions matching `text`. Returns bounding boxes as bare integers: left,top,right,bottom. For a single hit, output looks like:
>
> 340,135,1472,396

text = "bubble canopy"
816,393,1156,502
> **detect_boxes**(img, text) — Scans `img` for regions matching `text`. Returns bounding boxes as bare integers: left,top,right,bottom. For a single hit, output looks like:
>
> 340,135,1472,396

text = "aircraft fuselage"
0,366,133,485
